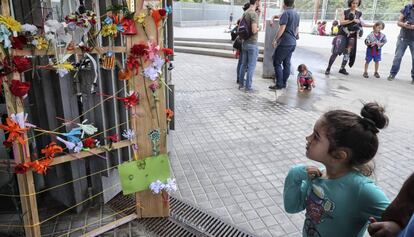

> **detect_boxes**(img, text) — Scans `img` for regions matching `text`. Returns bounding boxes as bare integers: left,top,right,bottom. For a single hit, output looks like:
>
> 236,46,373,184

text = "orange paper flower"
0,117,29,145
29,158,53,175
41,142,63,159
166,108,174,121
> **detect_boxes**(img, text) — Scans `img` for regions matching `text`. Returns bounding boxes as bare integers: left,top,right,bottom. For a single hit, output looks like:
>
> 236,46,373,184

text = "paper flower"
0,24,11,48
0,15,21,32
41,142,63,159
164,178,177,194
55,61,74,78
21,24,37,34
10,80,31,98
62,127,82,143
162,48,173,56
32,36,48,50
122,129,135,141
166,108,174,122
10,112,36,129
149,81,159,93
29,158,53,175
126,55,140,73
83,137,97,149
107,134,119,143
145,42,160,61
11,36,27,50
119,92,139,108
101,23,117,37
57,136,76,150
15,163,30,174
118,68,132,80
149,180,165,194
73,142,83,153
152,55,165,70
130,43,148,57
77,119,98,138
135,12,147,27
165,6,172,15
143,66,159,81
12,56,31,73
0,117,29,145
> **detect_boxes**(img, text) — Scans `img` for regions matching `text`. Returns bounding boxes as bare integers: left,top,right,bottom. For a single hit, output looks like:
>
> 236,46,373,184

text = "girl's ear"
332,148,351,162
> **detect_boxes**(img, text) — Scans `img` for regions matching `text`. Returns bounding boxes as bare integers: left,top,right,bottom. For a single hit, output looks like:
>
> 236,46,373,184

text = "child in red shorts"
297,64,315,92
363,21,387,79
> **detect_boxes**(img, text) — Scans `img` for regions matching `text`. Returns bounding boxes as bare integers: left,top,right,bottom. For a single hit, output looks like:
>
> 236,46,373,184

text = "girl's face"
374,25,382,32
350,0,359,10
306,117,333,164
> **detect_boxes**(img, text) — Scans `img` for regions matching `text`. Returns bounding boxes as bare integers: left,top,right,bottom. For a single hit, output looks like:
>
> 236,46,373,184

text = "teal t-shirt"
284,165,390,237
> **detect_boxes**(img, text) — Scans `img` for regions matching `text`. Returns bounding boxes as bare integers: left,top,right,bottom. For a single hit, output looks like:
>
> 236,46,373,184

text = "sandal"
363,72,369,78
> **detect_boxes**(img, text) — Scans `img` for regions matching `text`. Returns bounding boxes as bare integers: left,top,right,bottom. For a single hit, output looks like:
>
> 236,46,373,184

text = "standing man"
238,0,261,92
229,13,234,29
388,1,414,84
269,0,300,90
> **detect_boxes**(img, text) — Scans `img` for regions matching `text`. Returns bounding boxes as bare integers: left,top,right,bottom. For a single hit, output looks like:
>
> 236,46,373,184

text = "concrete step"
174,41,265,54
174,46,264,62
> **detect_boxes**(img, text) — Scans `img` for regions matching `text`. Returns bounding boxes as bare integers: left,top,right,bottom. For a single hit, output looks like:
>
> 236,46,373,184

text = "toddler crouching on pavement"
283,102,390,237
363,21,387,79
297,64,315,92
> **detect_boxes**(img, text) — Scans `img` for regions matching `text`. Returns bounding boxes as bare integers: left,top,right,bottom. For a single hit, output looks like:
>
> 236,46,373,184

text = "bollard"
262,19,279,79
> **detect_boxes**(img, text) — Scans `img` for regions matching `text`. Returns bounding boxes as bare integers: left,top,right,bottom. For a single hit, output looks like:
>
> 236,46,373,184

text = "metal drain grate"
108,194,255,237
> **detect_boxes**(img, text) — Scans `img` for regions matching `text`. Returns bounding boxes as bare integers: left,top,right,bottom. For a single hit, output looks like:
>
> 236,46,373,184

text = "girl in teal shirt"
284,102,390,237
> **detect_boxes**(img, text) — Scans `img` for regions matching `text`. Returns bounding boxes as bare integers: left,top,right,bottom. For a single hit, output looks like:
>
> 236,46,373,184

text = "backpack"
237,15,252,40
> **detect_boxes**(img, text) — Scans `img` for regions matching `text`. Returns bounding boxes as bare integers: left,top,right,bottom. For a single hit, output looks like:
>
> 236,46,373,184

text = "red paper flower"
162,48,173,56
12,36,27,50
13,56,31,73
120,92,139,108
130,43,148,57
159,9,167,17
10,80,31,98
149,82,159,93
15,163,30,174
41,142,63,159
126,56,140,75
106,134,119,143
83,137,96,148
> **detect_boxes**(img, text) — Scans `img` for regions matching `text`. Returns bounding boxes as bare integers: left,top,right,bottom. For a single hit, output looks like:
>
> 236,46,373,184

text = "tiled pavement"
169,52,414,236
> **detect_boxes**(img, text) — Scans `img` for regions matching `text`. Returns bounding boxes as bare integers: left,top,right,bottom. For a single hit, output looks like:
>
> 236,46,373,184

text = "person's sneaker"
363,72,369,78
325,68,330,75
245,88,257,93
269,85,278,90
387,74,395,81
238,84,244,89
374,72,380,78
339,68,349,75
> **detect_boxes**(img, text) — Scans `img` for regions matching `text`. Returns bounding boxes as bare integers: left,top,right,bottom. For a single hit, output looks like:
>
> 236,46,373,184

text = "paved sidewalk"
169,48,414,236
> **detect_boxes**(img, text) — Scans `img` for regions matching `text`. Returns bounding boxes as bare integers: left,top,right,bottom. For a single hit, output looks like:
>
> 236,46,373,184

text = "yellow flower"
55,61,74,71
135,12,147,27
101,24,117,37
33,36,48,50
0,15,21,32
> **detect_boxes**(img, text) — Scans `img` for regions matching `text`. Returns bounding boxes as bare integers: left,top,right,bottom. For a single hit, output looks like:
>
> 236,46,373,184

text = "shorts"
365,47,382,62
299,78,313,86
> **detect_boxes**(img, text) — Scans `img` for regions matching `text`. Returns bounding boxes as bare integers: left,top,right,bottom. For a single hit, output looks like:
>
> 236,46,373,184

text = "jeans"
236,49,243,83
273,45,296,88
238,42,258,90
390,37,414,79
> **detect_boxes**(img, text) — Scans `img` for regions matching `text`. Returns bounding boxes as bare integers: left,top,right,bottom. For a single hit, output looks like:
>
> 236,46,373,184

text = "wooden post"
0,1,41,235
125,0,169,218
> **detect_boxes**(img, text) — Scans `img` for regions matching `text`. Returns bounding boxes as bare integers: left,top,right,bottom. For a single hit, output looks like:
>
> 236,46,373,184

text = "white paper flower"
164,178,177,194
152,55,165,71
10,112,36,129
122,129,135,141
143,66,159,81
73,142,83,153
21,24,38,34
77,119,98,138
57,136,76,150
149,180,165,194
56,68,69,78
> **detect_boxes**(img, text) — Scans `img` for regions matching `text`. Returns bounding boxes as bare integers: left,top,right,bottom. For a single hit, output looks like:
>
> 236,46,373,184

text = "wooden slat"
51,140,132,166
128,0,170,218
12,46,127,56
79,213,137,237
